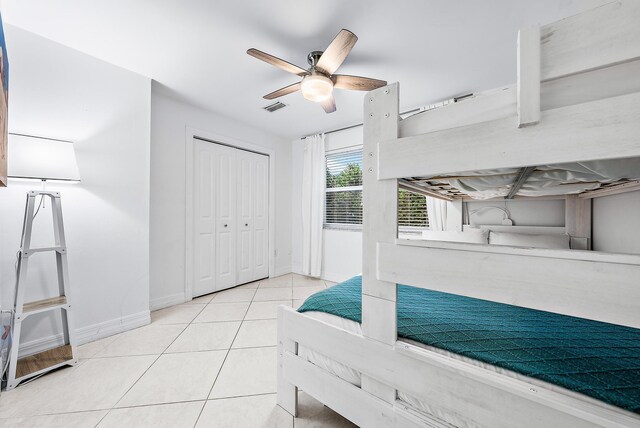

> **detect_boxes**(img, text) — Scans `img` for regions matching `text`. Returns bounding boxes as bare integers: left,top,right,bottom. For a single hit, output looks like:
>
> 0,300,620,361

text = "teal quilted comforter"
298,275,640,413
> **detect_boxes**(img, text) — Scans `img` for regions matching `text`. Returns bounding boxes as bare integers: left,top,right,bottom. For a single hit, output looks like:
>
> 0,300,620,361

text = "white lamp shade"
8,134,80,181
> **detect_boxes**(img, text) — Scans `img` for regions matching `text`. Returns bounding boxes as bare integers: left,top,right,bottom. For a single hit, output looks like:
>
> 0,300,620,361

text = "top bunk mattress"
404,158,640,200
297,275,640,414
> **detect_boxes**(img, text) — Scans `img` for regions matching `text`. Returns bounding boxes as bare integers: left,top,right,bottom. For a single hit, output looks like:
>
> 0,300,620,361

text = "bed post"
565,195,592,250
362,83,400,403
277,305,298,416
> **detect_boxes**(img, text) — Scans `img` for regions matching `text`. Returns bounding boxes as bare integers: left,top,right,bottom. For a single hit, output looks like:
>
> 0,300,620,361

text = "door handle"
245,223,248,227
224,224,228,228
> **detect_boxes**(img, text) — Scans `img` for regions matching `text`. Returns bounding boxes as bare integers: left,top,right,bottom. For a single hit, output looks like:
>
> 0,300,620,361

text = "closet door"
236,150,269,284
214,144,237,291
252,153,269,280
236,151,254,285
193,140,216,297
194,140,268,296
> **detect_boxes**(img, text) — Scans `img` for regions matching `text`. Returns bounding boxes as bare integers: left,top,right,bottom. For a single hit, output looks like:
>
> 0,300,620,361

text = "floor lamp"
2,133,80,390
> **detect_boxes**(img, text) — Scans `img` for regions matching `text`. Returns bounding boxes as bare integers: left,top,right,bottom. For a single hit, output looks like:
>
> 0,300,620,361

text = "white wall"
593,190,640,254
150,88,292,309
292,126,363,283
321,229,362,282
0,26,151,354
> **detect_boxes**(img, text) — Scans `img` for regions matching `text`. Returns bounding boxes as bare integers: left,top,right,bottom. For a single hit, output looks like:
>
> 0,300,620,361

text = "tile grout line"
95,279,269,427
192,281,261,427
80,343,277,359
92,353,164,427
3,277,293,426
0,408,111,421
33,390,283,418
5,275,332,426
93,299,211,427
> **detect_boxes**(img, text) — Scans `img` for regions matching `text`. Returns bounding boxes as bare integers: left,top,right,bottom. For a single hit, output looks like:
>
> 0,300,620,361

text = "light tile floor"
0,273,354,428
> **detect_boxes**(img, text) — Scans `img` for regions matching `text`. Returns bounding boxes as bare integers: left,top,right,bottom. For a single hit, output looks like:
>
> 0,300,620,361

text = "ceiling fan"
247,29,387,113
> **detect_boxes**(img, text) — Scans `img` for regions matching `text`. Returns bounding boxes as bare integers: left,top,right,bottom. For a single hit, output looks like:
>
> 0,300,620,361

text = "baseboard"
273,265,292,278
291,262,302,275
18,333,66,358
290,267,349,283
76,310,150,345
18,310,151,357
150,292,186,311
321,270,356,284
290,266,345,283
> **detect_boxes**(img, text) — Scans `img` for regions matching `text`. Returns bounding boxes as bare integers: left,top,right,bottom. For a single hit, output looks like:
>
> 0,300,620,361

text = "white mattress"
298,310,624,427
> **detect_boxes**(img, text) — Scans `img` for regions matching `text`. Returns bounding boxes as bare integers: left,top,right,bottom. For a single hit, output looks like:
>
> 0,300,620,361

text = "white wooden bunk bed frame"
278,2,640,427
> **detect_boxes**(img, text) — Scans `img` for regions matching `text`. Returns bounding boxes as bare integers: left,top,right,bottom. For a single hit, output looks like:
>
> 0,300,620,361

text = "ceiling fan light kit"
247,29,386,113
300,74,333,102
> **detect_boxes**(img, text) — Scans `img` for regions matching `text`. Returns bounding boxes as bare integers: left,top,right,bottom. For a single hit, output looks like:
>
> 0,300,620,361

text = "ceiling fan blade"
315,29,358,75
320,95,337,113
332,75,387,91
263,82,301,100
247,48,309,76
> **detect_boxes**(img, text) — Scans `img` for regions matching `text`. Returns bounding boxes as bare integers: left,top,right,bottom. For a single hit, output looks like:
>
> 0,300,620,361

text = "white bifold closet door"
194,139,269,297
236,149,270,284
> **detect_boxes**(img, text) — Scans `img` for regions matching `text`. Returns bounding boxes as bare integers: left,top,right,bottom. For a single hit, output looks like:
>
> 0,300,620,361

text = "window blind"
324,149,429,230
398,189,429,229
325,149,363,226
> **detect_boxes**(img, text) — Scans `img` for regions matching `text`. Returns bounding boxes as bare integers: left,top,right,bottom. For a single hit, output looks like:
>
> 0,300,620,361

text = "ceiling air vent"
263,101,287,113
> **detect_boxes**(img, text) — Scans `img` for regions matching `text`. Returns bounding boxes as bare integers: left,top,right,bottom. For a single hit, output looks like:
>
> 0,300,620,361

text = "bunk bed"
278,2,640,427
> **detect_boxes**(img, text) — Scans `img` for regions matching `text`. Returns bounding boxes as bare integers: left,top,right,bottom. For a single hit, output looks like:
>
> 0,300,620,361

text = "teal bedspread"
298,275,640,413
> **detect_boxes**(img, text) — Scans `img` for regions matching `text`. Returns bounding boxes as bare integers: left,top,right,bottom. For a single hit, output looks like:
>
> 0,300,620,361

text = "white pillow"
421,229,489,244
489,231,570,249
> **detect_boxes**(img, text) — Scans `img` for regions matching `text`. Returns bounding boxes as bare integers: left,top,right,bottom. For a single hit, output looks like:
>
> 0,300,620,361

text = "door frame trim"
185,126,276,301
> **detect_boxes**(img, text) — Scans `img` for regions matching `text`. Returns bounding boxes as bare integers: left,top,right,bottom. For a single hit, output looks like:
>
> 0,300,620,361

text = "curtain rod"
299,107,421,140
298,93,473,140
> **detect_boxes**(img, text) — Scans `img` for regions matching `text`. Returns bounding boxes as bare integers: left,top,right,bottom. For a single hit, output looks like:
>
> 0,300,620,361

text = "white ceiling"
2,0,598,140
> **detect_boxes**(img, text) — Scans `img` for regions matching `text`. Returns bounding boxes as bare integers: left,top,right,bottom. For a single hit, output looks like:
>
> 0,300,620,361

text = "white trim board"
273,265,293,278
539,0,640,81
378,241,640,329
380,91,640,180
398,57,640,142
150,292,186,311
320,270,353,284
77,310,150,344
18,310,150,358
184,126,277,302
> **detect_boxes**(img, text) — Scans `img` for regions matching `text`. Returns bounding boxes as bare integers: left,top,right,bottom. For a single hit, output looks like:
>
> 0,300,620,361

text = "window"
324,148,430,233
325,149,363,227
398,190,429,236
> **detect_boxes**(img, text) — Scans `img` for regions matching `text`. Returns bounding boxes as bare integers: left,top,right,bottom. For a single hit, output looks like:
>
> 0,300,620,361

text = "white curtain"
426,196,448,231
301,134,326,277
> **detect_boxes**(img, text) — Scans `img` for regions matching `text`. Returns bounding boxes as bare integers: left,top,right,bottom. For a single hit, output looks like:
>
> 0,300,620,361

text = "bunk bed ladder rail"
362,82,401,409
